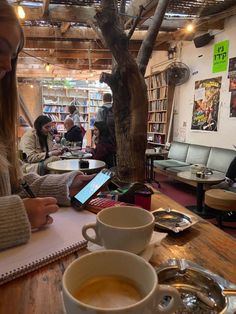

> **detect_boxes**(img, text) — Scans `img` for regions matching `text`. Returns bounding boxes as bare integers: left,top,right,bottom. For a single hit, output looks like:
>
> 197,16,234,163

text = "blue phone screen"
74,171,111,204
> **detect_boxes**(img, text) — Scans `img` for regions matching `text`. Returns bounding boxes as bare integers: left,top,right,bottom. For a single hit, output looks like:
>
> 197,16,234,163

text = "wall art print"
191,77,222,131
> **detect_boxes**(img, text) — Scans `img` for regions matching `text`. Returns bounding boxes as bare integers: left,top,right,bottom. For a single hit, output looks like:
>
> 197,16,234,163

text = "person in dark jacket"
87,121,116,168
64,118,83,145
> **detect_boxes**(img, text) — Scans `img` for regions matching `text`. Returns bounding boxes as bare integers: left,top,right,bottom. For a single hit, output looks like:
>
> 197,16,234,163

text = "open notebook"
0,208,96,285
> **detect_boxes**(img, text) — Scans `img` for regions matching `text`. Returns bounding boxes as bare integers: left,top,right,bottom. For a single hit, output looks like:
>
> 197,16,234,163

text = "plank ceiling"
11,0,236,80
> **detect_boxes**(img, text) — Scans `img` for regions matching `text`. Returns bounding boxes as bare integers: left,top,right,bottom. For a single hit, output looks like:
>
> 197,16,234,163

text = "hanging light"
45,63,51,72
186,23,194,33
17,5,25,19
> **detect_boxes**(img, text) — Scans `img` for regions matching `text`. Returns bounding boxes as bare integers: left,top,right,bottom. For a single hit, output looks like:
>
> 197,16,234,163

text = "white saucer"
87,232,167,262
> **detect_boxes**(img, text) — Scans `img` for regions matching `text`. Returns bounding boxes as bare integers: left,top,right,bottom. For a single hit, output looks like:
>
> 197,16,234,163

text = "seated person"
212,156,236,191
0,0,96,252
86,121,116,168
20,115,62,175
64,118,83,145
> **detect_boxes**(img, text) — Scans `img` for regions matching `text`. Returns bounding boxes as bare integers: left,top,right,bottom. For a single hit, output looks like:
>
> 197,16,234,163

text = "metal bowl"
155,261,236,314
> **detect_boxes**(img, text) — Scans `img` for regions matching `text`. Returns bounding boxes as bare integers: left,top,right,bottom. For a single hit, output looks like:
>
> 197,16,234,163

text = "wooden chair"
205,189,236,228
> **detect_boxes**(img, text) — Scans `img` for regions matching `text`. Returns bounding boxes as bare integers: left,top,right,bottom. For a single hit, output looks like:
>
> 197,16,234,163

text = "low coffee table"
47,159,106,174
177,170,225,218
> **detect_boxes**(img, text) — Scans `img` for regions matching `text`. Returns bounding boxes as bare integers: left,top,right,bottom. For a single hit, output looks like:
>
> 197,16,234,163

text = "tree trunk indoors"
95,0,170,182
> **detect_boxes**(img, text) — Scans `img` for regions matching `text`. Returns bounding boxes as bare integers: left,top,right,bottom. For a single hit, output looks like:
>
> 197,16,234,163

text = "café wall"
146,15,236,150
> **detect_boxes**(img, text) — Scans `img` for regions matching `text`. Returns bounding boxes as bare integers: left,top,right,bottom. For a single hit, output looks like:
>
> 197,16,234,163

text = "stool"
205,189,236,228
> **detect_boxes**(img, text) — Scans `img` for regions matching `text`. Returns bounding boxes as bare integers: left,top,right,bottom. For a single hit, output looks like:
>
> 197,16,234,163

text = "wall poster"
212,40,229,73
228,57,236,92
230,91,236,117
191,77,222,131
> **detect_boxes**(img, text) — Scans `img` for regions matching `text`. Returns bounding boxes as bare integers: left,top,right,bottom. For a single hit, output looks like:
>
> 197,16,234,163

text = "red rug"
152,173,236,238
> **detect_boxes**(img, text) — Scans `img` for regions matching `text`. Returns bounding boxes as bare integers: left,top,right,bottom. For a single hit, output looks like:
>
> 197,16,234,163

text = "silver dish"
155,259,236,314
152,208,199,233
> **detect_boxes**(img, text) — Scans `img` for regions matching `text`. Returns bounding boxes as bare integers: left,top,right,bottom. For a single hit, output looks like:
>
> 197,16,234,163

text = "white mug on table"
82,206,155,254
62,250,181,314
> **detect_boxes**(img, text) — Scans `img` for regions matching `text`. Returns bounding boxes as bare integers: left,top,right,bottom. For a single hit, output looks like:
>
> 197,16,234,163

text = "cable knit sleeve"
0,195,31,251
20,171,83,206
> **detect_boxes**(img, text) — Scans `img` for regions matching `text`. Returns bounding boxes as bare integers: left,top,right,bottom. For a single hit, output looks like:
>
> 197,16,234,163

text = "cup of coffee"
82,206,155,254
62,250,181,314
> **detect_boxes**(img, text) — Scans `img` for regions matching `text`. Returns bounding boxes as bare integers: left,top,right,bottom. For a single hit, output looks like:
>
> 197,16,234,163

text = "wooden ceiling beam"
24,39,169,51
16,68,108,78
19,50,113,59
19,5,96,23
22,26,175,42
17,59,112,67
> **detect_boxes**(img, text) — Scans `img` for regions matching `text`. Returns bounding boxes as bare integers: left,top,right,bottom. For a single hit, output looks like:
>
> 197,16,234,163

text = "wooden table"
0,192,236,314
177,170,225,217
46,159,106,174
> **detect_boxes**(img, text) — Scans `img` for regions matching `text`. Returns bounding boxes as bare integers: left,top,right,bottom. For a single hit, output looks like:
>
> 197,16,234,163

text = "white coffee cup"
62,250,181,314
82,206,155,254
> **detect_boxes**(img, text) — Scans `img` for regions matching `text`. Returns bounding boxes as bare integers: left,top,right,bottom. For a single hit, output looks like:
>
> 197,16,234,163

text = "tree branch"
95,0,130,65
128,5,145,40
137,0,171,76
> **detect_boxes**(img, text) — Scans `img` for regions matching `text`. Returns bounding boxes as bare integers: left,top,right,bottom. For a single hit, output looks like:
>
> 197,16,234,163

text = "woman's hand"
23,197,59,229
69,174,96,197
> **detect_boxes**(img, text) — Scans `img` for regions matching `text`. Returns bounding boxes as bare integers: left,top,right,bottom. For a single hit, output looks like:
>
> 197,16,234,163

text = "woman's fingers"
23,197,59,229
45,215,53,225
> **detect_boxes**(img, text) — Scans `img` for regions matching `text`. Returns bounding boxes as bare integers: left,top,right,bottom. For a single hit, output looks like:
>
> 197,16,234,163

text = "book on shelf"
0,208,96,285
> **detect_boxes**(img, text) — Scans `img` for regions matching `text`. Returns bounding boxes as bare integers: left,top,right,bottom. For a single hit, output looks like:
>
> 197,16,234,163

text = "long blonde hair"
0,0,24,190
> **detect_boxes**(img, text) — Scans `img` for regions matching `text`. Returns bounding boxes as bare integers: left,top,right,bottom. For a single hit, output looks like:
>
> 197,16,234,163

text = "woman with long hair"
20,115,62,174
88,121,116,168
0,1,94,251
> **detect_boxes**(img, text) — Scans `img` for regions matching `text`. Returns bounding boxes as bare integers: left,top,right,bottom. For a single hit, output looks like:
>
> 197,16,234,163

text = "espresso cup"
62,250,181,314
82,206,155,254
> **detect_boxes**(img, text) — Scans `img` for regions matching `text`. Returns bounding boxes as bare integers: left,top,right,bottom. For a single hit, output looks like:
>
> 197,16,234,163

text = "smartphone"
71,169,113,209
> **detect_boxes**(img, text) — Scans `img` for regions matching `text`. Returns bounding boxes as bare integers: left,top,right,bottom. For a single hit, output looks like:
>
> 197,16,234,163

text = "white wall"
146,15,236,149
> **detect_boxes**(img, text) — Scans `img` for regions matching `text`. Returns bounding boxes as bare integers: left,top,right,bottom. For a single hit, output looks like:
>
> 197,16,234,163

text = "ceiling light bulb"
186,23,194,33
17,6,25,19
45,64,51,72
30,84,34,88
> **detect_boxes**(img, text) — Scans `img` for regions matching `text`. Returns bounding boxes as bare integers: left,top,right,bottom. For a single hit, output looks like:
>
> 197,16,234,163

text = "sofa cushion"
186,144,210,165
154,159,190,169
165,165,192,174
206,147,236,173
168,142,189,162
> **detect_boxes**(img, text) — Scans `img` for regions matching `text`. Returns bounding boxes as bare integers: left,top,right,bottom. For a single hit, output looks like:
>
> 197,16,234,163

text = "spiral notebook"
0,207,96,285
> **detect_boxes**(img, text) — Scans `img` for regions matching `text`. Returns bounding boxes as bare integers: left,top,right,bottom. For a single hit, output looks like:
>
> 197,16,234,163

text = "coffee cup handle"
82,223,101,245
155,285,181,314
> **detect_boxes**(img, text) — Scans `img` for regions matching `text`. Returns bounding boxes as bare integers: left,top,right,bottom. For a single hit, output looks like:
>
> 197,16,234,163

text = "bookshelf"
145,70,174,146
42,86,108,133
88,91,103,128
42,86,88,133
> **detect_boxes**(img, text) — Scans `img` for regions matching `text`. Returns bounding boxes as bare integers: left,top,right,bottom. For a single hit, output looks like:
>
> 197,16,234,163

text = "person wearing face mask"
20,115,62,175
0,1,95,251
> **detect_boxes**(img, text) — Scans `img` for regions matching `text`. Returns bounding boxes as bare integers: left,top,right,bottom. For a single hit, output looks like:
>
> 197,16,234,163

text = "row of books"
148,112,167,122
148,123,167,133
90,92,103,100
44,105,66,113
90,99,103,106
43,88,88,98
148,99,168,111
45,113,67,122
146,72,167,89
148,86,167,100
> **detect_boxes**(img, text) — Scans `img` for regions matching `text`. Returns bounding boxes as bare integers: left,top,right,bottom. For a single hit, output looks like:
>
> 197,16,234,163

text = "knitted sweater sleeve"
20,171,83,206
0,195,31,251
